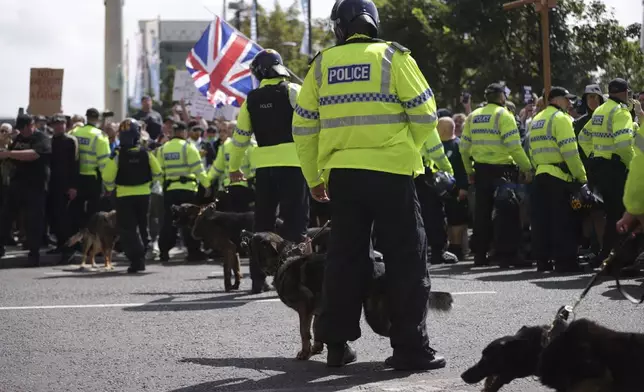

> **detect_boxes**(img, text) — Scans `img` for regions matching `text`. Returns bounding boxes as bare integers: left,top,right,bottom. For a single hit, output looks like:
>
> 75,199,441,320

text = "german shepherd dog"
240,230,454,360
66,210,119,270
171,203,253,292
462,319,644,392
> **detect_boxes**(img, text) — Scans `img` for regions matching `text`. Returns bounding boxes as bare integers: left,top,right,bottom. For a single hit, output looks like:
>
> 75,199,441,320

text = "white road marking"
0,291,495,311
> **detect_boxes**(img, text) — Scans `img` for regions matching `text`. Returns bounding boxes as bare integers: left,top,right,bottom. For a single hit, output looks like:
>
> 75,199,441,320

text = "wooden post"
503,0,556,98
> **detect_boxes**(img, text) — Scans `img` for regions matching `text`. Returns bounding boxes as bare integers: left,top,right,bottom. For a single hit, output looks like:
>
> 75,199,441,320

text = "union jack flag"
186,16,262,108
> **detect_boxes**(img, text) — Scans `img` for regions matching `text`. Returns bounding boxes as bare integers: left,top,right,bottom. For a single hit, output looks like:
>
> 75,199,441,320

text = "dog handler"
292,0,446,371
103,119,163,273
228,49,310,294
460,83,533,267
157,121,211,262
528,87,587,273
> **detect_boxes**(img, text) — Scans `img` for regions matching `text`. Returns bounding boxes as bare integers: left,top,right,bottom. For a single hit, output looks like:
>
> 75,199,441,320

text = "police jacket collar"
259,77,288,88
549,103,566,112
609,96,628,106
488,102,505,108
347,34,373,42
171,136,185,141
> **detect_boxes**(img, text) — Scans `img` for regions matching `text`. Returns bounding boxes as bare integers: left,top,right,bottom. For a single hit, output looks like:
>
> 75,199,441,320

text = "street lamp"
228,0,246,30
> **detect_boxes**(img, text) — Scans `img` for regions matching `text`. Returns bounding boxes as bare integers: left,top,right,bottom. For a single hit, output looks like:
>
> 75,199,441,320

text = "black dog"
461,324,547,392
539,319,644,392
171,203,254,292
241,230,453,360
463,319,644,392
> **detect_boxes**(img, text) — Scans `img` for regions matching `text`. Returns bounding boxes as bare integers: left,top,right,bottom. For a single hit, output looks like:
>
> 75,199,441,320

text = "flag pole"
202,6,304,84
307,0,312,60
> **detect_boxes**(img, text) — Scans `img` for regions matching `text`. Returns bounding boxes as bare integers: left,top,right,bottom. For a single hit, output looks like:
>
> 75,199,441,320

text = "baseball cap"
608,78,629,94
437,108,452,118
485,83,506,95
85,108,100,118
52,115,67,123
548,86,577,101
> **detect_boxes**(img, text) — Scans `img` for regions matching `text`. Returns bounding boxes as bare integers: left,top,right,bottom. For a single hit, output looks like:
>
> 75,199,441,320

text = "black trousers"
316,169,431,356
0,185,46,256
250,167,310,285
226,185,255,213
47,187,73,248
531,174,578,264
414,173,447,255
471,164,519,256
69,175,102,232
158,190,201,255
116,195,149,266
587,158,627,257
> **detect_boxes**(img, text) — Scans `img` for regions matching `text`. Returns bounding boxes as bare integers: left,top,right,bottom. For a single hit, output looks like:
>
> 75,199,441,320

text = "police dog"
66,210,119,270
171,203,253,292
240,230,453,360
462,319,644,392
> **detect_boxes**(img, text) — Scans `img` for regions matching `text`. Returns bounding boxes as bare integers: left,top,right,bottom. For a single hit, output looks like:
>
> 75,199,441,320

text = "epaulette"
390,41,410,53
308,49,325,66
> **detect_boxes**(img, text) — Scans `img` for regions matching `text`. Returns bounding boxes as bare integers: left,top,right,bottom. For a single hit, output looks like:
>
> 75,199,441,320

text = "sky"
0,0,639,117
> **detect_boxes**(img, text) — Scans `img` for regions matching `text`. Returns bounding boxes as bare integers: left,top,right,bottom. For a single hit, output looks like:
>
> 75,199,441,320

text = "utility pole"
104,0,125,120
503,0,557,98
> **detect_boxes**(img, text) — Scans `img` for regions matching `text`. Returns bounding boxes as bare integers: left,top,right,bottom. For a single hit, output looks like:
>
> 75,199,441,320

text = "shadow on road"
172,356,410,392
601,282,644,301
35,269,156,280
530,275,608,290
122,293,279,312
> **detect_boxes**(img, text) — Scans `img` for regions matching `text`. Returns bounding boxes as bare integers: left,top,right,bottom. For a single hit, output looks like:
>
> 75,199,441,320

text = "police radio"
570,184,603,211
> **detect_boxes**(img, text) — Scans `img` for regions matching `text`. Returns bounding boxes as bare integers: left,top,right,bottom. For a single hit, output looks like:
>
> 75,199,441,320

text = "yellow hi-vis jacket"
578,98,634,167
291,34,447,188
70,124,111,176
208,138,256,189
460,103,532,175
625,129,644,215
158,137,211,192
422,139,453,175
527,105,587,183
228,77,301,172
102,148,163,197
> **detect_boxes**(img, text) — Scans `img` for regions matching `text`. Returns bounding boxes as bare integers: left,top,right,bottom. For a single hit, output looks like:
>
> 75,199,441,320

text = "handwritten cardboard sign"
29,68,64,116
173,70,216,120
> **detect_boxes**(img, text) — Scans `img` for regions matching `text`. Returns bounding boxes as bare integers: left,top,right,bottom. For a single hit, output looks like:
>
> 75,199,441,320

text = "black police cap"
608,78,629,94
485,83,505,95
85,108,100,118
173,121,187,131
548,86,577,101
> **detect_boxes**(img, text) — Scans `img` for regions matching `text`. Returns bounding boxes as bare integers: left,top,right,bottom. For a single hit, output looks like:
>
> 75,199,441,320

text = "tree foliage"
375,0,643,109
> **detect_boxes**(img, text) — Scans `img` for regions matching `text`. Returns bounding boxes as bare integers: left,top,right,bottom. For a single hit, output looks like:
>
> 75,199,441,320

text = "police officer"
415,139,458,264
227,49,309,294
208,127,256,213
578,78,635,266
69,108,111,231
292,0,446,371
0,114,51,266
157,121,211,262
617,128,644,232
528,87,587,273
102,119,163,272
460,83,533,267
47,114,79,264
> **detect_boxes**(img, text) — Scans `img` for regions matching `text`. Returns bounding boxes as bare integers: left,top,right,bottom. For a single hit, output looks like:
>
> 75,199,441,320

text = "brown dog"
171,203,253,292
66,210,118,270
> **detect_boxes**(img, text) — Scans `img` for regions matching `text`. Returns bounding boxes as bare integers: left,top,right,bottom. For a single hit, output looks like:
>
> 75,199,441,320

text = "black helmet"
250,49,289,81
118,118,141,147
331,0,379,44
430,171,457,199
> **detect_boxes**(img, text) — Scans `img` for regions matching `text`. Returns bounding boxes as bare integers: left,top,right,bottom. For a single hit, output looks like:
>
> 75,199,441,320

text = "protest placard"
173,70,216,120
29,68,64,116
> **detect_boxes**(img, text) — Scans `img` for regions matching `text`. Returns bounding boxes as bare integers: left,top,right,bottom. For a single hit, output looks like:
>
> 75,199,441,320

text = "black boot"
251,279,271,294
536,259,553,272
554,260,585,274
431,249,458,265
128,261,146,274
473,253,489,267
385,347,446,371
327,343,357,368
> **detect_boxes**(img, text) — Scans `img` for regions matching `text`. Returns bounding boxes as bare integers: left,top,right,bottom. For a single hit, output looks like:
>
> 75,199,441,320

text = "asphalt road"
0,257,642,392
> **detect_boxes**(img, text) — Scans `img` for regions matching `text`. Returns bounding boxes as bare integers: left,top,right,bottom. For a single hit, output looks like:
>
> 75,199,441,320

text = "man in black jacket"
47,115,80,263
573,84,605,257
